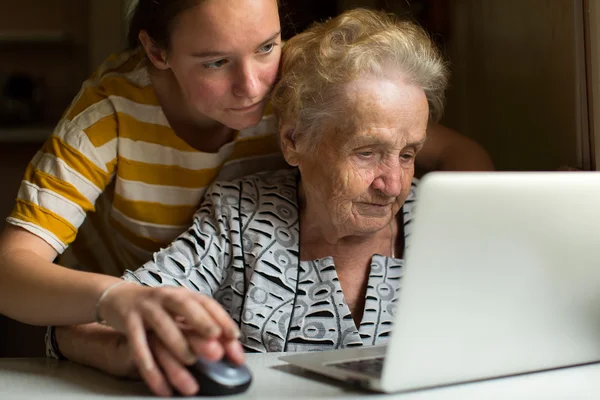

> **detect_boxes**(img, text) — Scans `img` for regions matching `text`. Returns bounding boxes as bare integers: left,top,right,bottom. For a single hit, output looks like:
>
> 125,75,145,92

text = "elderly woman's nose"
371,165,403,197
233,62,260,99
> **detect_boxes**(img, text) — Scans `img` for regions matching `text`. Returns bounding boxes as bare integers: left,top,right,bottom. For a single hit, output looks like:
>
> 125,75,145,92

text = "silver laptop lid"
382,172,600,392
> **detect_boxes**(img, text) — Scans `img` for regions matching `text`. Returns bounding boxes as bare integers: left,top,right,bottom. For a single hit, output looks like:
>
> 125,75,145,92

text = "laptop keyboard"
329,356,385,378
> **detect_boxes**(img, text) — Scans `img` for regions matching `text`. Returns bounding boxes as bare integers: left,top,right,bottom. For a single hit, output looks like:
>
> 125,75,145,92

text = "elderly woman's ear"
279,122,301,167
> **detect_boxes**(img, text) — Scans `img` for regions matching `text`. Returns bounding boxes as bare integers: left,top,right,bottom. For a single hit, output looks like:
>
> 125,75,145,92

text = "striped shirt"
7,49,287,276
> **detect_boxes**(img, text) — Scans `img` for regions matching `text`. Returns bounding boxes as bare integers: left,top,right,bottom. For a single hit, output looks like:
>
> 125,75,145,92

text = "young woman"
0,0,493,396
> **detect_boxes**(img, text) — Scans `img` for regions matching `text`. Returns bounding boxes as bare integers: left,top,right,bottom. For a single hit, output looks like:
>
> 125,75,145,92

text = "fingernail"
186,349,197,365
230,327,241,339
142,359,154,372
234,341,245,362
183,379,199,396
206,326,221,337
236,339,244,352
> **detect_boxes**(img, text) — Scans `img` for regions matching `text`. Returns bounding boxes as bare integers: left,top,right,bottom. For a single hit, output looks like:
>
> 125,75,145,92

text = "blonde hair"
271,8,449,143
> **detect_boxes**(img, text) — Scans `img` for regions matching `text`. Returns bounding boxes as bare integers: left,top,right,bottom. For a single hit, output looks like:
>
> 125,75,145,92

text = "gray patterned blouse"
123,169,417,353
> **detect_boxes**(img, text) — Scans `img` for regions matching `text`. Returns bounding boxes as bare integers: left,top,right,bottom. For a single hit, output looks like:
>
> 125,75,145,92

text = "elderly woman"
51,8,447,396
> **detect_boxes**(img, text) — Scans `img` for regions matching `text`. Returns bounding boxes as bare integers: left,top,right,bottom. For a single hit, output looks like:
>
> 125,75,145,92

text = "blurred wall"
0,0,89,124
444,0,589,171
89,0,127,70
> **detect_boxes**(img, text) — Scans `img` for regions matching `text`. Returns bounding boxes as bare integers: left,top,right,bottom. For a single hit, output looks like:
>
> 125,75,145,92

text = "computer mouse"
185,357,253,396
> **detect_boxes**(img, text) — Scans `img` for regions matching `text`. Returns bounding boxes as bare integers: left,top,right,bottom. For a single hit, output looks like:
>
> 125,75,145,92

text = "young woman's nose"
233,61,260,99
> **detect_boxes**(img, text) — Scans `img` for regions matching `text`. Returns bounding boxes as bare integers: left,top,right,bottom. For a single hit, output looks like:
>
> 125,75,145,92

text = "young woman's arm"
0,224,242,397
417,123,495,172
0,225,118,325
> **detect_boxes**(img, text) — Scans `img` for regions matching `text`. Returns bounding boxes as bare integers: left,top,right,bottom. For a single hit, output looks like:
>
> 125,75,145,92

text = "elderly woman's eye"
203,59,229,69
401,153,415,161
357,151,375,158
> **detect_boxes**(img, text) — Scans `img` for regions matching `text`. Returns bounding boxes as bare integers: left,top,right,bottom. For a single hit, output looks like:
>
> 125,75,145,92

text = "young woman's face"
166,0,281,130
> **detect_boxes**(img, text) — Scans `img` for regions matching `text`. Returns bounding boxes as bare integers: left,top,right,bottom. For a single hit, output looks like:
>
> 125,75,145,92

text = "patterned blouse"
124,169,417,353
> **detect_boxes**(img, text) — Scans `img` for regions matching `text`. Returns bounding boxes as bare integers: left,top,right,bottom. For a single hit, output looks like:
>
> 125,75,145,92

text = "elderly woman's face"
297,78,429,235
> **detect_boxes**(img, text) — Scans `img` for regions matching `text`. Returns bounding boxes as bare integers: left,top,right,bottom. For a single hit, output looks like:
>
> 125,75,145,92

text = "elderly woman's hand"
145,328,244,397
96,283,244,396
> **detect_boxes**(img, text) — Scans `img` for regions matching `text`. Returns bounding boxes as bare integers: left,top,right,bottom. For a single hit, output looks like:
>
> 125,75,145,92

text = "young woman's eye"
203,59,229,69
258,42,276,54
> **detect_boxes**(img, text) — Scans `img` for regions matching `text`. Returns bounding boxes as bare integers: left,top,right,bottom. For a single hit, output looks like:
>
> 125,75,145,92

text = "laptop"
279,172,600,393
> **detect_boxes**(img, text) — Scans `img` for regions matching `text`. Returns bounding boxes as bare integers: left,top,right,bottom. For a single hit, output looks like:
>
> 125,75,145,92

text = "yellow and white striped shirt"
7,49,286,276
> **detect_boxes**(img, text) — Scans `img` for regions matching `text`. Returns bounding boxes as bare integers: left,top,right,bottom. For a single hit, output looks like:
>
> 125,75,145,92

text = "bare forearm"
418,124,495,173
0,248,119,326
437,137,495,171
55,323,136,378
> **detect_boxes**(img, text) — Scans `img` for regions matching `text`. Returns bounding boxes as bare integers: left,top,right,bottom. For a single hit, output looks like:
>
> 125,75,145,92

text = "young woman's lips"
230,102,261,112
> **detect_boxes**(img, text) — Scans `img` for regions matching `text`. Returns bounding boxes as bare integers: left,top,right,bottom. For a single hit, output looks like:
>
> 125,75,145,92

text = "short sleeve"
6,79,118,254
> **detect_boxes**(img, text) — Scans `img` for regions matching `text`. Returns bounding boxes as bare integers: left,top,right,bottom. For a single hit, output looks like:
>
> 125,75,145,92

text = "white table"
0,354,599,399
